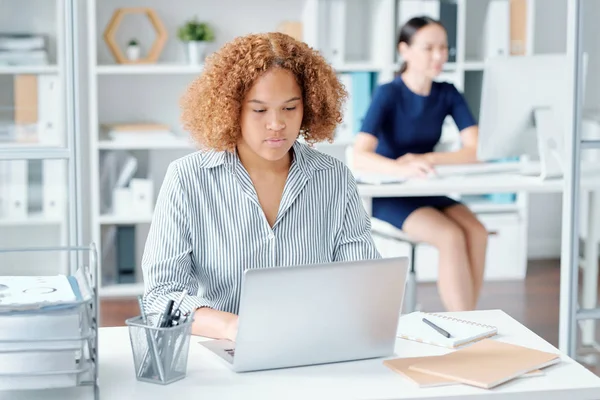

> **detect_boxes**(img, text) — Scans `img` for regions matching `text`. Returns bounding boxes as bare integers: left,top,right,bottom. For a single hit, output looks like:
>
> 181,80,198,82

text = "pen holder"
125,314,194,385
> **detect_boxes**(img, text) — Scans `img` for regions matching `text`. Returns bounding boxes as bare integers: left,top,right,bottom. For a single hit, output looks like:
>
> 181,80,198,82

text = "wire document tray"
0,244,99,399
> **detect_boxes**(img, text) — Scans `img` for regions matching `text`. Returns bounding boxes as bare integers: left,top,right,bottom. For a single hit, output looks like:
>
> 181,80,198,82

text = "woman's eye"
285,107,296,111
253,109,266,113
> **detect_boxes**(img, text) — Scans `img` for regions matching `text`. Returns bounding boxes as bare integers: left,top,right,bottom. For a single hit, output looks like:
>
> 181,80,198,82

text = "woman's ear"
398,42,409,59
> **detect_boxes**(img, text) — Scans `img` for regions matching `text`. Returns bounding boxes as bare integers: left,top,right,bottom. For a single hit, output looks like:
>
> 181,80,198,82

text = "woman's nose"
267,112,285,131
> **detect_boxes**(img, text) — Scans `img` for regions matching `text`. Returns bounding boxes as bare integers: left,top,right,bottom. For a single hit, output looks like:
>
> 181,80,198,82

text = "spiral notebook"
396,312,498,349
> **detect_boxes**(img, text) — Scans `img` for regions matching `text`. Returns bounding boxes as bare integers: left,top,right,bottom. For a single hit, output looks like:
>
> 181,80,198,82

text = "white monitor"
477,53,584,179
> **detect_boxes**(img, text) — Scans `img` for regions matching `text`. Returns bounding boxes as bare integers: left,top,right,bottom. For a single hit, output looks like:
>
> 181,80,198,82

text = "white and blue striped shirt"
142,141,380,316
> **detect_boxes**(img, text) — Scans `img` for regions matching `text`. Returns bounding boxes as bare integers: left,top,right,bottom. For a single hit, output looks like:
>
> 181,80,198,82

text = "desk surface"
3,310,600,400
357,169,600,197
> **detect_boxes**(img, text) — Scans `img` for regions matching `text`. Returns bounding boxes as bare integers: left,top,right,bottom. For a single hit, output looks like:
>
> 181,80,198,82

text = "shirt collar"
196,140,335,178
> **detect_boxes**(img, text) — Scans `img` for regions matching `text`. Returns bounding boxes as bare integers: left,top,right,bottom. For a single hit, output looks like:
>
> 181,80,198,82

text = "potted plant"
177,18,215,64
126,38,141,61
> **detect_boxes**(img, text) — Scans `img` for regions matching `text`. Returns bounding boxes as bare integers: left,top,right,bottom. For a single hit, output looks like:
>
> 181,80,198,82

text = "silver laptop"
199,257,408,372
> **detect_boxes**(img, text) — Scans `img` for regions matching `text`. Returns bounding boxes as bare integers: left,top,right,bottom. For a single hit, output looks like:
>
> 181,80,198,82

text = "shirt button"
268,233,275,240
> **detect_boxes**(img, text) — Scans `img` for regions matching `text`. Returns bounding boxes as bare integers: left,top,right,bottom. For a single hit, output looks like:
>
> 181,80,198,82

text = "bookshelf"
87,0,540,296
0,0,80,276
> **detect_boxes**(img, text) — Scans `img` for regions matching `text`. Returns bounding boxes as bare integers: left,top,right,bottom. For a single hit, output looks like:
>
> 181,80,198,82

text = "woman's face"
239,67,304,162
400,24,448,78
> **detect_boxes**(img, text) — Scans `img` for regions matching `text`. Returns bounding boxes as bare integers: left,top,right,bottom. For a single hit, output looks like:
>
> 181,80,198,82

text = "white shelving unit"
0,0,76,276
87,0,540,296
95,63,204,75
0,65,60,75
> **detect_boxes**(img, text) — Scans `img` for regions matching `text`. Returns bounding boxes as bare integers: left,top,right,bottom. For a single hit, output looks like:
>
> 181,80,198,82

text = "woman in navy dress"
353,17,487,312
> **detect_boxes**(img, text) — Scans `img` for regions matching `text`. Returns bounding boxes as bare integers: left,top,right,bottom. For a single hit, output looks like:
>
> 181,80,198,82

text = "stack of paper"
100,122,176,143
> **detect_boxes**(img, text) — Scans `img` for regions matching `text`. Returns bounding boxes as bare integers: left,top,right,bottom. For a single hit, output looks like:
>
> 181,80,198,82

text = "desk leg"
582,190,599,346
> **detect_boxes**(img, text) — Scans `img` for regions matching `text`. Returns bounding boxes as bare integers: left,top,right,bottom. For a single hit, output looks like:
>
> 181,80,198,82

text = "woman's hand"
395,153,434,178
396,153,433,164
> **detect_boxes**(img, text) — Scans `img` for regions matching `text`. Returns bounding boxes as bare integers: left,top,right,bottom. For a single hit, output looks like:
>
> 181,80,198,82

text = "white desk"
3,310,600,400
356,169,600,354
356,170,600,198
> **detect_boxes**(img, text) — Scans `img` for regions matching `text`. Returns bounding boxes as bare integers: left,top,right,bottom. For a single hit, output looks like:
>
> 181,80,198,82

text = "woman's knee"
465,218,489,246
435,222,467,250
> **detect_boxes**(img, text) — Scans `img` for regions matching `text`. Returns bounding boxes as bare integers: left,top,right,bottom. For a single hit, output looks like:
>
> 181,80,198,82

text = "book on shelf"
0,34,46,52
0,33,48,67
0,50,48,66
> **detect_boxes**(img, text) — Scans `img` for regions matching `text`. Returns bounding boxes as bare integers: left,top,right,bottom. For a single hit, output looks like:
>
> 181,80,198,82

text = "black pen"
422,317,452,338
159,299,175,328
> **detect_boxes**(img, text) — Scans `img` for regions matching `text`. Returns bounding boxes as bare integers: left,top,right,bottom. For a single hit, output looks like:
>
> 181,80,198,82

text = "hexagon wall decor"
103,7,167,64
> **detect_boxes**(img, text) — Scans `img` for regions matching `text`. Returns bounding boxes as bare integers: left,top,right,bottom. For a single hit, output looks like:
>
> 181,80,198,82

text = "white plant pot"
126,45,141,61
186,41,208,64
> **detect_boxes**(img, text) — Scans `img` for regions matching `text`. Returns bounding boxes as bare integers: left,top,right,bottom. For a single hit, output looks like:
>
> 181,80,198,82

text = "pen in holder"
126,306,193,385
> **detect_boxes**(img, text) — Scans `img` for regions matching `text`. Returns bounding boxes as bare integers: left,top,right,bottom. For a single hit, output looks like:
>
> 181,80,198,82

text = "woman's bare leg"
402,207,474,311
443,204,488,308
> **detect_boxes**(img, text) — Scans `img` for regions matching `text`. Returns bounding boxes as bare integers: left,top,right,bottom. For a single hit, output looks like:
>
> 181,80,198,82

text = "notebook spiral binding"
428,313,497,330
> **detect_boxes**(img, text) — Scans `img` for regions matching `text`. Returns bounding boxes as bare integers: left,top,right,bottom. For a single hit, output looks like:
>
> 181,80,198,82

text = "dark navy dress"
360,76,477,229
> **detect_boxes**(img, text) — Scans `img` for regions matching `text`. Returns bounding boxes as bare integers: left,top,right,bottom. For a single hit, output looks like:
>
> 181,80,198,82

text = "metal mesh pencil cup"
126,314,193,385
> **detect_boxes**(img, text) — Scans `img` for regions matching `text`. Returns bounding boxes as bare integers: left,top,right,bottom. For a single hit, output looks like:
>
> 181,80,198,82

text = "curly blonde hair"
180,32,347,152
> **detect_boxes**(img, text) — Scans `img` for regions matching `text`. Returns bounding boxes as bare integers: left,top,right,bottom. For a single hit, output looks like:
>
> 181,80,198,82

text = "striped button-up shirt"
142,141,380,316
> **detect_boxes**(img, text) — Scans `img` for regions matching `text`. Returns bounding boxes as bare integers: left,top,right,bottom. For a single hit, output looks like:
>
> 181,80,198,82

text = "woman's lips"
264,138,286,148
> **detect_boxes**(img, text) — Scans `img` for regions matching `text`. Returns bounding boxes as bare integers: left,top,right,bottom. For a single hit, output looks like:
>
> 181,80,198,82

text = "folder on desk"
407,339,561,389
383,355,544,388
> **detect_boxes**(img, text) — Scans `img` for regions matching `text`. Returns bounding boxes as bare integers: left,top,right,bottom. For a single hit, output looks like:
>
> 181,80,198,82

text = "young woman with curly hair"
142,32,380,341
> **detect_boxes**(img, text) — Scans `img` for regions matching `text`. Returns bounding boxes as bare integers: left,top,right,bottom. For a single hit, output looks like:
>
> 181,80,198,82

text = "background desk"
357,170,600,353
2,310,600,400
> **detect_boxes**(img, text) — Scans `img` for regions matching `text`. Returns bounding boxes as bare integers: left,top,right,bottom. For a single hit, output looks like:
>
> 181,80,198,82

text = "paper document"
354,173,406,185
0,275,77,312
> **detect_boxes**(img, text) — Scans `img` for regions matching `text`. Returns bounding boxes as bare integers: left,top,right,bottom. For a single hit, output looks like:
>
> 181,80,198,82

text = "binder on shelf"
116,225,136,284
509,0,527,55
439,0,458,63
350,72,373,136
483,0,510,59
37,74,63,146
42,159,66,218
7,160,28,219
327,0,346,65
13,74,38,143
0,162,9,219
130,178,154,215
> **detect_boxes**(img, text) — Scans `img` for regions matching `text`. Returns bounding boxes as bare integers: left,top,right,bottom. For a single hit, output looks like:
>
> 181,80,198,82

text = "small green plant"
177,18,215,42
128,39,139,47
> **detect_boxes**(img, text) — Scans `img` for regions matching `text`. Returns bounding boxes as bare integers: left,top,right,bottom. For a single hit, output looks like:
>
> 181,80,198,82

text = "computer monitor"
477,53,585,179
